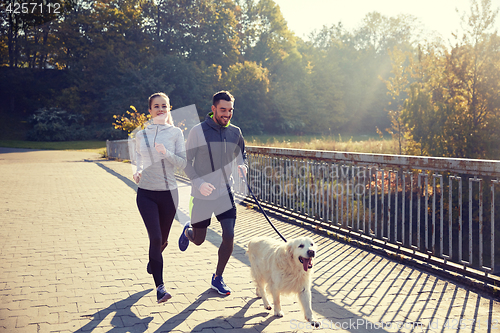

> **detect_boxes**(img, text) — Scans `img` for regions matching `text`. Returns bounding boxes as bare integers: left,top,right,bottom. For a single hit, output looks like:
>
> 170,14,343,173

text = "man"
180,90,247,295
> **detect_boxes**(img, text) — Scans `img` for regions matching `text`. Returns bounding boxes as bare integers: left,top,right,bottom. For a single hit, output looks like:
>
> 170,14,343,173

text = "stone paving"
0,148,499,333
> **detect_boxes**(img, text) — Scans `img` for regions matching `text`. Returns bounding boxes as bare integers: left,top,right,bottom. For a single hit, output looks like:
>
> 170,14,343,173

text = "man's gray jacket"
184,112,248,200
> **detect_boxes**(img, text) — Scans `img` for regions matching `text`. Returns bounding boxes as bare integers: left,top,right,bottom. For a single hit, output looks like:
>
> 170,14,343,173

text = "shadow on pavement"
95,161,138,193
153,289,275,332
0,147,42,153
74,289,153,333
92,162,390,332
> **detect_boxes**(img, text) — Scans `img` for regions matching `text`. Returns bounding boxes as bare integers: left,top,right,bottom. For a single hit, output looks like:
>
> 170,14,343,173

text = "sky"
272,0,500,41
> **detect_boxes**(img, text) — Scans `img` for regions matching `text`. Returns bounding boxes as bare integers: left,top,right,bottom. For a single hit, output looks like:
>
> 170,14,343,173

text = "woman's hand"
133,172,142,184
155,143,167,155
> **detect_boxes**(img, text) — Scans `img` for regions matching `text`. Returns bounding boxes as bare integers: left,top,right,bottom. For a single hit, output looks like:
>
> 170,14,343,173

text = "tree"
308,12,421,136
51,0,152,121
448,0,500,158
353,12,422,54
0,0,75,68
386,0,500,159
142,0,241,69
240,0,298,70
301,40,345,133
221,61,270,134
384,46,415,154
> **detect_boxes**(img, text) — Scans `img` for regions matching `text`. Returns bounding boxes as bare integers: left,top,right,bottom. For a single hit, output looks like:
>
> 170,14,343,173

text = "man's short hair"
212,91,235,106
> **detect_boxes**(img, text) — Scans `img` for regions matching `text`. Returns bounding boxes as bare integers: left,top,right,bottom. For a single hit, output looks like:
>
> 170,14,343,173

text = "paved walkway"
0,148,499,333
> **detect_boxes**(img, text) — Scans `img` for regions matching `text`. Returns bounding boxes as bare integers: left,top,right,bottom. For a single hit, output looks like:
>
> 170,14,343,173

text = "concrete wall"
106,139,135,161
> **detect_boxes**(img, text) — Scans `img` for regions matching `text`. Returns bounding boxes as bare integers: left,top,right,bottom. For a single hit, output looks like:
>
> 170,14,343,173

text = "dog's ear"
286,243,294,258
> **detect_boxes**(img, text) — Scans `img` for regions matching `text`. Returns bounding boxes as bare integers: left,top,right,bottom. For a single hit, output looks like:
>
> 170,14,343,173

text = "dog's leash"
241,176,287,242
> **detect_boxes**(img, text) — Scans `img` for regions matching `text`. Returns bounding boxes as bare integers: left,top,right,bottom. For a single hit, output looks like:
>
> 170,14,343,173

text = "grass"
247,134,400,155
0,140,106,152
0,135,400,155
247,133,380,143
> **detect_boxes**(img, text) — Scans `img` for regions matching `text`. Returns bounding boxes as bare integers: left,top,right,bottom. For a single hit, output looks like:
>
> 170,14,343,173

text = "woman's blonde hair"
148,92,173,125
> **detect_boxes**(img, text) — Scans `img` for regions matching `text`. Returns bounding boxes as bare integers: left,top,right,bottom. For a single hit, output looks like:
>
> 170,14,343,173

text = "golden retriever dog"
247,236,319,327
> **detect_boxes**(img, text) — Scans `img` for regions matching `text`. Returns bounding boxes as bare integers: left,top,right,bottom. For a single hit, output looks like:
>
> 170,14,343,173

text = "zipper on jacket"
153,126,159,146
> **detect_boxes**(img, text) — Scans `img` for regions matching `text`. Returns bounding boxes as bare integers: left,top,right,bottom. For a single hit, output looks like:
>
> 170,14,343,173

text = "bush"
90,123,128,141
112,105,151,136
27,107,82,141
27,107,127,141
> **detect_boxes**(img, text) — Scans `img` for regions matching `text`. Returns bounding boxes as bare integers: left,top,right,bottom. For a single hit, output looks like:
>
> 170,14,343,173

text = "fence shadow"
74,289,153,333
153,290,274,332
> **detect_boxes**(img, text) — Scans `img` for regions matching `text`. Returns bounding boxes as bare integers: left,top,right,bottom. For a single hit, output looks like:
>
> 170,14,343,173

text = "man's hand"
133,172,141,184
155,143,166,155
199,182,216,196
238,165,247,178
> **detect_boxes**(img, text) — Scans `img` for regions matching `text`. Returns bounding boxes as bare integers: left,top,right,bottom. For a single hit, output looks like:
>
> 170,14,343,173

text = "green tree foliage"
267,51,310,134
353,12,421,53
1,0,413,137
103,54,217,119
141,0,241,68
27,107,85,141
386,0,500,159
241,0,297,69
237,0,316,134
308,12,420,135
3,0,497,160
0,0,76,68
57,0,152,121
221,61,270,134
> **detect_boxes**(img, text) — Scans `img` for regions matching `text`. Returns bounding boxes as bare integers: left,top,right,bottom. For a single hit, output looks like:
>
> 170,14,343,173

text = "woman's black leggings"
136,188,178,287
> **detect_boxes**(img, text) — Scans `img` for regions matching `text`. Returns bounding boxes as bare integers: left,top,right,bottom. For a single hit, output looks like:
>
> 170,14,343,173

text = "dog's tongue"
302,257,312,272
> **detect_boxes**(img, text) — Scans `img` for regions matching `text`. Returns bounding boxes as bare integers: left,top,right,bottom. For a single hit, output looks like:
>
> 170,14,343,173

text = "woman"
133,92,186,303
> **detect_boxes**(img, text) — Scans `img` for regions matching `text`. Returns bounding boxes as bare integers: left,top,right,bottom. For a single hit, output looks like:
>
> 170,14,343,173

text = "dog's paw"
306,315,320,328
261,299,271,310
274,310,284,317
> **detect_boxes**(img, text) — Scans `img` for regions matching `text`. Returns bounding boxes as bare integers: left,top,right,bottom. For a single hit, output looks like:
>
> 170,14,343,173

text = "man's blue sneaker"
178,221,191,251
157,284,172,304
211,274,231,295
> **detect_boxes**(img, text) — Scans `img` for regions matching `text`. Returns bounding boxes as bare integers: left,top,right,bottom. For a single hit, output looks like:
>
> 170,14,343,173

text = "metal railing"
106,139,131,160
107,137,500,281
237,146,500,280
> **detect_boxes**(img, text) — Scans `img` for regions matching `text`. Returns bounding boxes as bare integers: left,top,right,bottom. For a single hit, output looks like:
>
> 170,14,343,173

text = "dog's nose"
307,250,315,258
